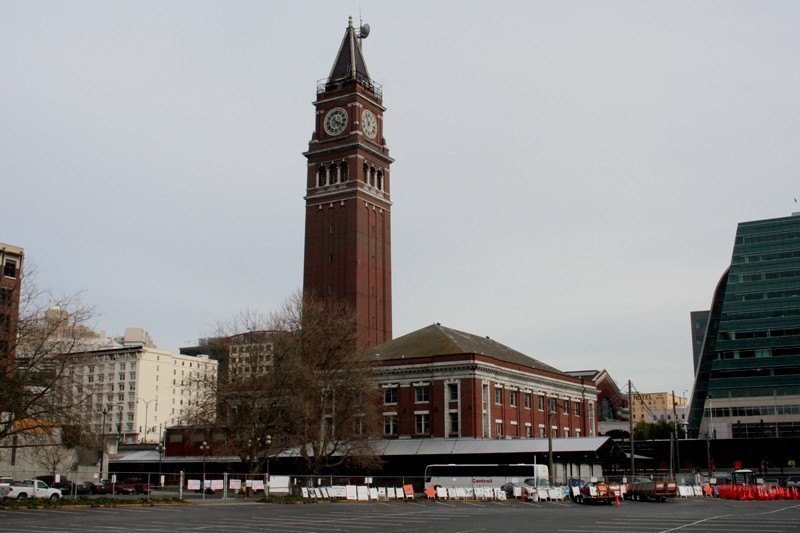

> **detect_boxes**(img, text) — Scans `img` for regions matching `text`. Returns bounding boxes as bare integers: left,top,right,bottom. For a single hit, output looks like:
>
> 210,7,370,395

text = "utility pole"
672,389,680,477
629,380,635,479
547,396,554,486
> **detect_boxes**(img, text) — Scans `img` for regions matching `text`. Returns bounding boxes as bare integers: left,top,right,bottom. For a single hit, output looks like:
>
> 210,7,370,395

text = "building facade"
631,391,687,429
181,331,275,380
688,212,800,439
66,343,218,444
367,324,598,440
0,242,24,369
566,369,631,437
302,17,394,351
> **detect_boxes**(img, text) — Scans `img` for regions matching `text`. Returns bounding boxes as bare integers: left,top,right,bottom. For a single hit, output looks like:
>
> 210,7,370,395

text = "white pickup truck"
0,479,62,500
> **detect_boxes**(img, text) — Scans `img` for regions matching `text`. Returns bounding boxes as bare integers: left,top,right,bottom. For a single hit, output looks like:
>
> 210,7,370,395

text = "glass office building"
688,213,800,438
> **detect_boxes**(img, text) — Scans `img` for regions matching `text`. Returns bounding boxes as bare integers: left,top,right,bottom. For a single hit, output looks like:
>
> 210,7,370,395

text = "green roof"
366,323,565,375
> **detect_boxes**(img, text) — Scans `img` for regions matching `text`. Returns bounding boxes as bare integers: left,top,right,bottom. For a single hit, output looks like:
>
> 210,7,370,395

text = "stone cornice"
304,185,392,208
313,91,386,112
304,142,394,165
374,360,596,400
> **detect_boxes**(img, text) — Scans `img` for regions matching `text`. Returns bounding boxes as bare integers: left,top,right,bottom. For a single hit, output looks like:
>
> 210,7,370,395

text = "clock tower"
303,17,394,350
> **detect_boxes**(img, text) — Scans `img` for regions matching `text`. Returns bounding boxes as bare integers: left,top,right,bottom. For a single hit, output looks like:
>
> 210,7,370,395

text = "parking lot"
0,497,799,532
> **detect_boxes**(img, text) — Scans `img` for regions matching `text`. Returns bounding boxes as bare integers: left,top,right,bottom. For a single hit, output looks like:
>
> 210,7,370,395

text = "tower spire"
327,17,371,87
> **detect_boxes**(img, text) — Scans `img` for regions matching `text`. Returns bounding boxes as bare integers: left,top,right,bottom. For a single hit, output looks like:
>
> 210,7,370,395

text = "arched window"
329,163,338,184
362,162,369,183
340,162,349,182
317,165,326,187
369,167,376,187
376,171,383,190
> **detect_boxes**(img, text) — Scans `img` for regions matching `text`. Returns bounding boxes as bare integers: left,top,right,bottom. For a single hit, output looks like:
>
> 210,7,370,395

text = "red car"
114,478,151,495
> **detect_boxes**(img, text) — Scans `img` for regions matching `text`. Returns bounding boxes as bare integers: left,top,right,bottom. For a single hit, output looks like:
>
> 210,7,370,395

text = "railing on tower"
317,73,382,99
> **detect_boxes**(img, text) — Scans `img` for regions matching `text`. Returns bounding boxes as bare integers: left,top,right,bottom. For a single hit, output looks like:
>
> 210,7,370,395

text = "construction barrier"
716,484,800,501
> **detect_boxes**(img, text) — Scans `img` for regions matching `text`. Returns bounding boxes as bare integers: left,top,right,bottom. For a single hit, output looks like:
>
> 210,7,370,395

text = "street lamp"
137,398,157,443
98,405,113,481
265,434,272,497
156,443,165,488
200,441,210,500
706,394,714,476
245,435,272,497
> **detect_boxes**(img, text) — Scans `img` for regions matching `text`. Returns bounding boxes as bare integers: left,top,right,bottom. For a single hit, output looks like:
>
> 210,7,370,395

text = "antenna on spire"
358,8,370,40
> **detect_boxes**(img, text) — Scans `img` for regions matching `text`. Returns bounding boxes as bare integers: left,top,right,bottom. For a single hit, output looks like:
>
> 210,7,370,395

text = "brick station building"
367,323,598,440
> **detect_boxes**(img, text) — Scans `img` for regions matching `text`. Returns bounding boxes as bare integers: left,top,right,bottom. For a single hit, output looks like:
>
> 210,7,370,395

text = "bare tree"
183,309,293,474
0,267,97,449
185,292,381,475
274,292,382,474
28,425,74,479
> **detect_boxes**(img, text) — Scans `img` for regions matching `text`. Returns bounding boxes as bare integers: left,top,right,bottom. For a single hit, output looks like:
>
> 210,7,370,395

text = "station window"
384,387,397,405
447,383,459,402
415,413,430,434
449,412,459,436
415,386,429,403
384,415,398,436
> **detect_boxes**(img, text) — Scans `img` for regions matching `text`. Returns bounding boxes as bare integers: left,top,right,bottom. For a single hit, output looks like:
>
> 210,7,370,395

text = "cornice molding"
314,91,386,112
304,185,392,208
304,142,394,165
374,361,594,400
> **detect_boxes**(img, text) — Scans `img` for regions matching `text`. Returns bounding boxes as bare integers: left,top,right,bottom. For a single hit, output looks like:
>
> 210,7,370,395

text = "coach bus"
423,463,549,489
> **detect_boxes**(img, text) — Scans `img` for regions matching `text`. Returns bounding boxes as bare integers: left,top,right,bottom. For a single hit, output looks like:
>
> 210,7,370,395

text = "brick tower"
303,17,393,350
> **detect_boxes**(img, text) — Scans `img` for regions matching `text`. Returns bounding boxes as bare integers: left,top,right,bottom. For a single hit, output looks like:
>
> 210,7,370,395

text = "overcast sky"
3,1,799,399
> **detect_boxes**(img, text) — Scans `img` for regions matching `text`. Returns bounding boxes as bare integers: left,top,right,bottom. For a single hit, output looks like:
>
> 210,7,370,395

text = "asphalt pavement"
0,496,798,532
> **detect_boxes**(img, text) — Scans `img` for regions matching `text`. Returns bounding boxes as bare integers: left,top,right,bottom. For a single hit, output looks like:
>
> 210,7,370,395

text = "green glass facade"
688,214,800,438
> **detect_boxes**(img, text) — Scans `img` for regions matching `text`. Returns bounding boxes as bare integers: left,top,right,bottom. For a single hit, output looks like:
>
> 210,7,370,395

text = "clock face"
324,108,348,136
362,110,378,139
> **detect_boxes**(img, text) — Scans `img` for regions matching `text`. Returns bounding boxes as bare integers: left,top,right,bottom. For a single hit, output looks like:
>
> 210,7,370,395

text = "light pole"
706,394,714,476
137,398,157,443
246,438,258,498
156,443,165,488
99,405,112,482
200,441,210,500
265,434,272,497
546,397,554,487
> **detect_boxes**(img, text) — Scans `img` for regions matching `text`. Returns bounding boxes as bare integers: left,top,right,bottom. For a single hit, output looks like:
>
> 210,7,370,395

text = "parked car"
0,479,62,500
74,482,93,496
114,477,151,495
88,481,109,495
